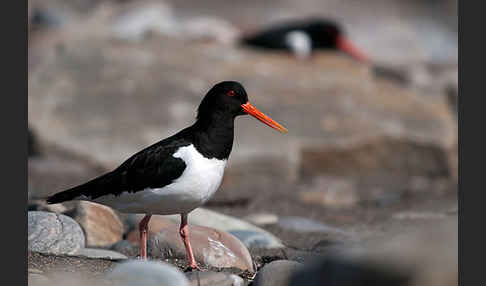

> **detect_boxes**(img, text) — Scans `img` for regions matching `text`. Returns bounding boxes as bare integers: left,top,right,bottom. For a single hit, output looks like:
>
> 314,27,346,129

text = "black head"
304,19,342,49
197,81,248,120
303,18,369,62
197,81,287,133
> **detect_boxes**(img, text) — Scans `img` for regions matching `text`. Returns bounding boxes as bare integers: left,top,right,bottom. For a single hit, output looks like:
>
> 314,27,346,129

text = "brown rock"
126,215,254,272
299,136,454,181
70,201,124,247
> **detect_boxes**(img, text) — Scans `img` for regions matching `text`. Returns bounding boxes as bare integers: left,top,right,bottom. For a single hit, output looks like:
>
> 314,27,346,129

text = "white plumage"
87,144,227,215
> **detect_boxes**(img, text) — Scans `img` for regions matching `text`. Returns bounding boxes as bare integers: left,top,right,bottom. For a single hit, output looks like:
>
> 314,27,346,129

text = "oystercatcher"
240,18,368,62
46,81,287,270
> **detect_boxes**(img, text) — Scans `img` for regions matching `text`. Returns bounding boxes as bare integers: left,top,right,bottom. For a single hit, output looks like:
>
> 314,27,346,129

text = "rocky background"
28,0,458,285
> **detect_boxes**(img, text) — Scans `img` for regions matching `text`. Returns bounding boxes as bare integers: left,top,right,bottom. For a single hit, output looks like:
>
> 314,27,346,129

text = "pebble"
107,260,190,286
186,271,245,286
73,248,128,260
69,201,124,247
254,260,303,286
28,211,85,255
110,240,139,257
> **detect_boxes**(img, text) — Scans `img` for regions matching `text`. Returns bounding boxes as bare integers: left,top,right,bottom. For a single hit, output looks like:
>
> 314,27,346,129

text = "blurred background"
28,0,457,285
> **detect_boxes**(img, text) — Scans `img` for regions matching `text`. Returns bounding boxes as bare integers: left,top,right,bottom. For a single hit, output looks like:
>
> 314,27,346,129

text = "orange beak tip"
241,102,288,134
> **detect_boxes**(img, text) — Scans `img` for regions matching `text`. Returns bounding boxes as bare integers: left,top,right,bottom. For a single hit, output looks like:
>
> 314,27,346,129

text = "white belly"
92,144,227,215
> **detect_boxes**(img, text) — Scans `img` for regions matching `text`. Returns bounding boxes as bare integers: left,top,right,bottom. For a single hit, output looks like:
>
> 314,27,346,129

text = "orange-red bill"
336,35,369,63
241,102,288,133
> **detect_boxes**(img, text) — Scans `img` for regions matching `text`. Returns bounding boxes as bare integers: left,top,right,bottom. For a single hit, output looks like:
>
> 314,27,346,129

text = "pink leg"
179,213,201,270
139,214,152,260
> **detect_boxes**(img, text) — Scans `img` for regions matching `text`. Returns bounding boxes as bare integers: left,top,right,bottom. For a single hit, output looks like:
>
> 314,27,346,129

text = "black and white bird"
46,81,287,270
240,18,368,62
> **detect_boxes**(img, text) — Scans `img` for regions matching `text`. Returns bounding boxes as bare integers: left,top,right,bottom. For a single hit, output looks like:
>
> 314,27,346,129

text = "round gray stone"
254,260,303,286
28,211,85,254
229,230,277,249
107,260,189,286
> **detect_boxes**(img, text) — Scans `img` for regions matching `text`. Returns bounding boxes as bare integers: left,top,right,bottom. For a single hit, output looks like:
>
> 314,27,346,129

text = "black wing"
240,22,309,50
47,128,193,204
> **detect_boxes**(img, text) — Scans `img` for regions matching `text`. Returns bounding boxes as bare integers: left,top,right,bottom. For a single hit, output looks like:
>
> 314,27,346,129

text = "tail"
46,172,119,204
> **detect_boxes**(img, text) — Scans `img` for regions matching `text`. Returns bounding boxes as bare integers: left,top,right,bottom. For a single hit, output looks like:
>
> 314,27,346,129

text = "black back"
47,81,249,203
241,18,342,51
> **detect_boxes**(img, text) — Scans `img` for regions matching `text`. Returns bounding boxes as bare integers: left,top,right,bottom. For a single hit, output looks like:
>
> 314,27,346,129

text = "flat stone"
254,260,303,286
73,248,128,260
126,215,254,272
28,211,85,255
186,271,245,286
107,260,189,286
69,201,124,247
163,208,283,249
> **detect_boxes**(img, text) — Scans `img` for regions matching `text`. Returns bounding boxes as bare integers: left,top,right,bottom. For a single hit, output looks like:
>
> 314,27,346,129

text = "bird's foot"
186,262,202,271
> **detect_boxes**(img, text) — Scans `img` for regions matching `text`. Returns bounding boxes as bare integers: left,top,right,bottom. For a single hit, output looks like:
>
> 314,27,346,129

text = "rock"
68,201,124,247
28,211,85,255
297,176,359,209
243,213,279,226
126,215,254,272
164,208,283,249
277,217,348,235
299,136,455,181
186,271,245,286
229,230,279,249
107,260,190,286
28,199,67,213
110,239,139,257
254,260,303,286
73,248,128,260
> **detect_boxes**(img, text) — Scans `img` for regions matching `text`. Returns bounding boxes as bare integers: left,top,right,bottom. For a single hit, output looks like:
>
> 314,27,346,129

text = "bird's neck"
191,113,235,160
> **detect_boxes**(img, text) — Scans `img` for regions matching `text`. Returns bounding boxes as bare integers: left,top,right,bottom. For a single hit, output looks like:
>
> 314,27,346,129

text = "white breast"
92,144,227,215
285,30,312,60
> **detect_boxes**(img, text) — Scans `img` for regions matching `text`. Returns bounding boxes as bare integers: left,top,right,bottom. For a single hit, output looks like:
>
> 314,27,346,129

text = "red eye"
227,90,235,97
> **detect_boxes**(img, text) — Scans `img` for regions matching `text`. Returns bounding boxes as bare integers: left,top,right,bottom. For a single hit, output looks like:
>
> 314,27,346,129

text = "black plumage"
240,18,342,52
